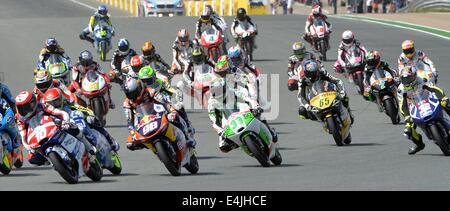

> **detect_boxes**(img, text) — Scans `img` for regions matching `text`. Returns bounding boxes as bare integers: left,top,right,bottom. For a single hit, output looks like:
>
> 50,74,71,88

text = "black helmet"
79,50,93,67
192,47,205,64
237,8,247,21
303,60,320,83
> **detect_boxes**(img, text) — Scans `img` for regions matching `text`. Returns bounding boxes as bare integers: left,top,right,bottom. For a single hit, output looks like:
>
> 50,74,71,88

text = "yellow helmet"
402,40,415,59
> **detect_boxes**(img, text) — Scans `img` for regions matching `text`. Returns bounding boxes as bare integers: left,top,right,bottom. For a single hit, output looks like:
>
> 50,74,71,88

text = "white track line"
332,15,450,41
70,0,97,11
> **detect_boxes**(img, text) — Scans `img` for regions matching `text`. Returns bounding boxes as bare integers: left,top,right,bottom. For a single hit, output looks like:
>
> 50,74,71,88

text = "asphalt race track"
1,0,450,190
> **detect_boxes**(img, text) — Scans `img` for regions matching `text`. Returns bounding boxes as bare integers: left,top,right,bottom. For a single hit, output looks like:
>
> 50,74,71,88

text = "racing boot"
77,133,97,162
404,122,425,155
27,151,50,166
95,126,120,151
11,136,23,168
219,137,239,153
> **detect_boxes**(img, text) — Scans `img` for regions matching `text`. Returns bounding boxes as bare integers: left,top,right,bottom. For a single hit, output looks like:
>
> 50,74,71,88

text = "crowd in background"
269,0,410,14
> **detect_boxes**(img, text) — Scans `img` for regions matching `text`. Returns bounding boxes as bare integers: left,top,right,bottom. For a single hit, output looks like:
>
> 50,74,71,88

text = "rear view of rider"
208,57,277,152
70,50,115,109
37,38,71,70
398,67,450,155
287,41,317,91
231,8,258,48
303,5,332,47
15,91,95,166
398,40,438,81
362,50,399,101
171,29,195,75
297,59,354,124
333,30,367,74
122,78,195,150
79,5,114,44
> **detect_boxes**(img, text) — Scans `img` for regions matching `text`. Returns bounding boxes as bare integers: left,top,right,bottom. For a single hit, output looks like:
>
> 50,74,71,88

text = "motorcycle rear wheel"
384,98,400,124
86,157,103,182
0,154,12,175
92,98,106,127
270,148,282,166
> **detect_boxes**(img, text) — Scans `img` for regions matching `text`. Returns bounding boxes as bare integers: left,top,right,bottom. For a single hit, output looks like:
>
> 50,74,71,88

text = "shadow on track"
50,179,117,184
197,156,225,160
105,125,128,128
278,147,298,151
252,59,280,62
13,166,53,171
270,122,296,125
3,173,40,177
344,143,385,147
152,172,222,176
236,163,302,168
103,173,140,177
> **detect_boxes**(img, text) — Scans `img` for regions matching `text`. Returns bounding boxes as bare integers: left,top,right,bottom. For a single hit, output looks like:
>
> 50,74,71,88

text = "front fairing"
409,90,443,125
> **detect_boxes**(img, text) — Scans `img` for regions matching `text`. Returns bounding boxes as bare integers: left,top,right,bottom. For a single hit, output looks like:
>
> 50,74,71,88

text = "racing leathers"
143,77,194,136
0,83,16,114
69,61,115,109
171,39,195,75
399,82,450,154
109,49,137,85
363,61,399,101
123,87,195,150
37,46,71,70
297,66,353,123
207,77,277,152
287,52,316,91
230,16,258,47
142,54,172,82
34,79,76,104
398,51,438,81
16,104,94,165
303,13,332,47
80,13,114,43
333,41,367,74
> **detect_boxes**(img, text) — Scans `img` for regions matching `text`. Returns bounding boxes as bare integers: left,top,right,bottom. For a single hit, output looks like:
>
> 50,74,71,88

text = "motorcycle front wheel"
326,116,343,146
155,140,181,176
48,152,79,184
383,97,400,124
100,41,106,61
430,124,450,156
320,40,327,61
243,136,270,167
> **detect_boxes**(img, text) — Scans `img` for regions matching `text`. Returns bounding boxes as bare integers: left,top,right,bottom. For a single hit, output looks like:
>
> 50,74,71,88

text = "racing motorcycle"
343,46,366,95
200,27,225,62
129,101,198,176
308,80,352,146
409,89,450,156
412,61,437,86
70,110,122,175
307,19,330,61
234,21,257,61
75,70,112,127
191,64,216,107
93,22,113,61
0,99,23,175
221,108,281,167
171,47,192,76
370,68,401,124
40,54,71,85
27,112,103,184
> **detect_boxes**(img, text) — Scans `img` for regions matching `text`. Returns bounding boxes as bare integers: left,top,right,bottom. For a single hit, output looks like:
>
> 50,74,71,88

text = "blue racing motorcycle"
410,89,450,156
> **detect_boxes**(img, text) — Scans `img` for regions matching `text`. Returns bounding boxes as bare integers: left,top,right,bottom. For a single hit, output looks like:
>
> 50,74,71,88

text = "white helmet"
342,30,355,47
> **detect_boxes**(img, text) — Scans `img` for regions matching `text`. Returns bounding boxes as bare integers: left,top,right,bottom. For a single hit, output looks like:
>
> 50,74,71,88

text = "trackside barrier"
97,0,139,17
398,0,450,12
184,0,268,16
